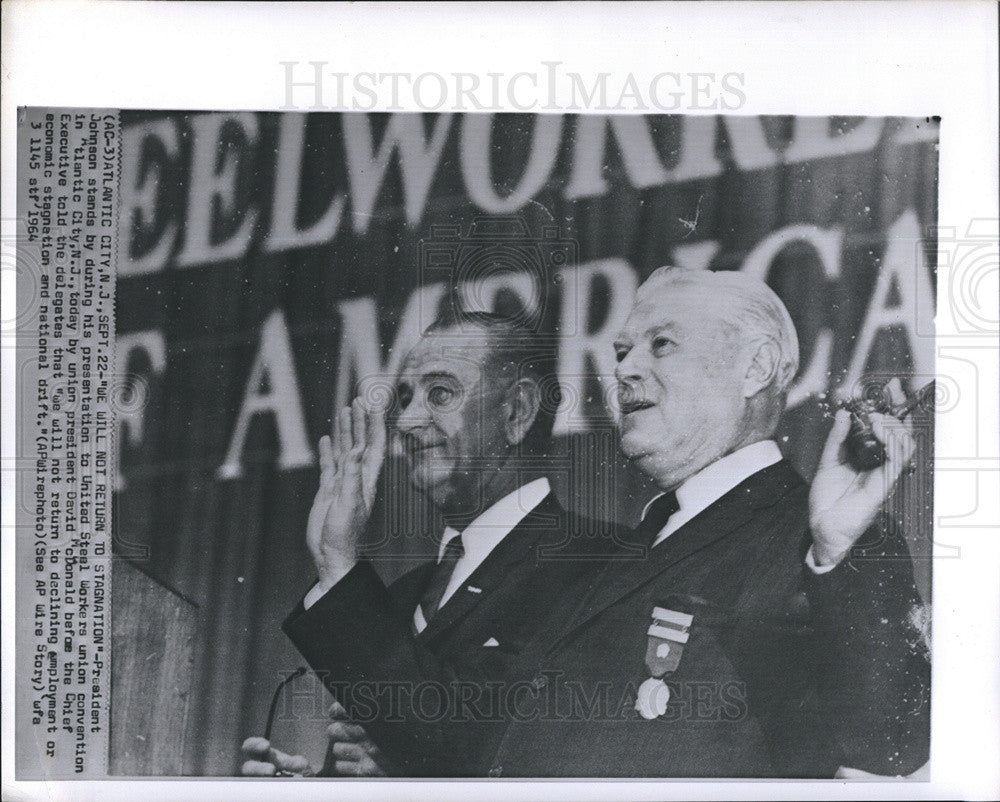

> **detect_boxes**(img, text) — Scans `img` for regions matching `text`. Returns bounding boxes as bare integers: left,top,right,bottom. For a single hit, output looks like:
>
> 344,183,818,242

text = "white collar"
642,440,783,529
438,477,551,563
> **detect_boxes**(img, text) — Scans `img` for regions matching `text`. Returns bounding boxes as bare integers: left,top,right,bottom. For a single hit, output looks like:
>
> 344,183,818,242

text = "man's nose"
615,347,647,382
395,395,430,431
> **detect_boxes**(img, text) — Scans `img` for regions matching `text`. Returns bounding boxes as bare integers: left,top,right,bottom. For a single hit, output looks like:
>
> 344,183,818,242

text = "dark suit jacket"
488,460,930,778
282,491,627,776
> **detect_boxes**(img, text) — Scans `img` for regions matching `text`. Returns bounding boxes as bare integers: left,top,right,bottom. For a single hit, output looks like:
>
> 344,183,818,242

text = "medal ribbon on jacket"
635,606,693,720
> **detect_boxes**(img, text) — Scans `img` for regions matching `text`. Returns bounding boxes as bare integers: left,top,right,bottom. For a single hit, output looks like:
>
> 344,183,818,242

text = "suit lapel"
554,461,802,645
418,493,562,643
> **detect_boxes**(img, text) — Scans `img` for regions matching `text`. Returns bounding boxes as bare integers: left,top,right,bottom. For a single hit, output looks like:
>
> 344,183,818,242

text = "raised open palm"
306,397,387,587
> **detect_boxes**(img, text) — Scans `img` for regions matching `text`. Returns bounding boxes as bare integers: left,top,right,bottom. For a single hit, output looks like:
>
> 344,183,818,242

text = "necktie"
419,533,465,624
635,491,680,547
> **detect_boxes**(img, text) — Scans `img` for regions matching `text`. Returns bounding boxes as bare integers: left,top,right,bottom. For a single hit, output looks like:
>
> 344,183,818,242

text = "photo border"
3,2,997,800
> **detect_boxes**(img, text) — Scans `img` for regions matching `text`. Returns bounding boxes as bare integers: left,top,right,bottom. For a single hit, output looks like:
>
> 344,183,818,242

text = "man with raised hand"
485,266,930,777
243,311,622,777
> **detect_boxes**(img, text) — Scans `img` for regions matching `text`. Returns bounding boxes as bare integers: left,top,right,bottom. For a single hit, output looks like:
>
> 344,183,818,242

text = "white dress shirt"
412,476,551,633
645,440,782,547
642,440,834,574
303,477,552,614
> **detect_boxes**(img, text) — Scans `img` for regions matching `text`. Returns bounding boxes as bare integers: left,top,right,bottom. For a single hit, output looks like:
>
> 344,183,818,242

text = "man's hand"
306,397,387,591
319,700,396,777
241,736,315,777
809,379,916,567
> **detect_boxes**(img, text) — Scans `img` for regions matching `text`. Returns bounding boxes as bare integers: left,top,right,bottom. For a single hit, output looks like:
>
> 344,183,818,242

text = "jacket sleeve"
802,516,931,776
281,561,514,777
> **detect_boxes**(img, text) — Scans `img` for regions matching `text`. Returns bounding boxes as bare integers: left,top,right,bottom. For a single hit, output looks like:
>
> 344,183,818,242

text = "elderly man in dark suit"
242,311,623,777
486,266,930,777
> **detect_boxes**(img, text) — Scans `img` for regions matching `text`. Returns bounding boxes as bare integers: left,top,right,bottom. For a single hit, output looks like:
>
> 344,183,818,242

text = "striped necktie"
418,534,465,624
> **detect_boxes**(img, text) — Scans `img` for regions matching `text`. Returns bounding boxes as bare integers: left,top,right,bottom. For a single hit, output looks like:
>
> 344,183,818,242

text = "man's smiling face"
614,278,750,489
392,327,511,514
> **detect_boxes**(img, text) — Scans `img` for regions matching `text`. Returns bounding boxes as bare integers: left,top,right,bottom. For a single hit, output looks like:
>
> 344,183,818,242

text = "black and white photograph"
2,3,998,801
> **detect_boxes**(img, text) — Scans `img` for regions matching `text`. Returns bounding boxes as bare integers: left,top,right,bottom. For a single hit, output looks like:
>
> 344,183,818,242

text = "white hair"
640,266,800,394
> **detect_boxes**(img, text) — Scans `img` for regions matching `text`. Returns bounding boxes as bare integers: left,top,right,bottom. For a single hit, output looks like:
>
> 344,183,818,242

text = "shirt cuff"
303,581,330,610
804,544,840,574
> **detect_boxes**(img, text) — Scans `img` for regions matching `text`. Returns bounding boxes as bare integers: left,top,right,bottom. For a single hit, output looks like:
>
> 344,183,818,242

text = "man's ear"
503,378,541,447
744,339,781,398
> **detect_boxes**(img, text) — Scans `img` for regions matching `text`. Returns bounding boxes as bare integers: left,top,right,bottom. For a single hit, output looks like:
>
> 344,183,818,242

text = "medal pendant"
635,676,670,720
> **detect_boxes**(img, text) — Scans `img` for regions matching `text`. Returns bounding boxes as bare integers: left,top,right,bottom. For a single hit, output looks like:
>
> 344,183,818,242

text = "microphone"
264,666,308,742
